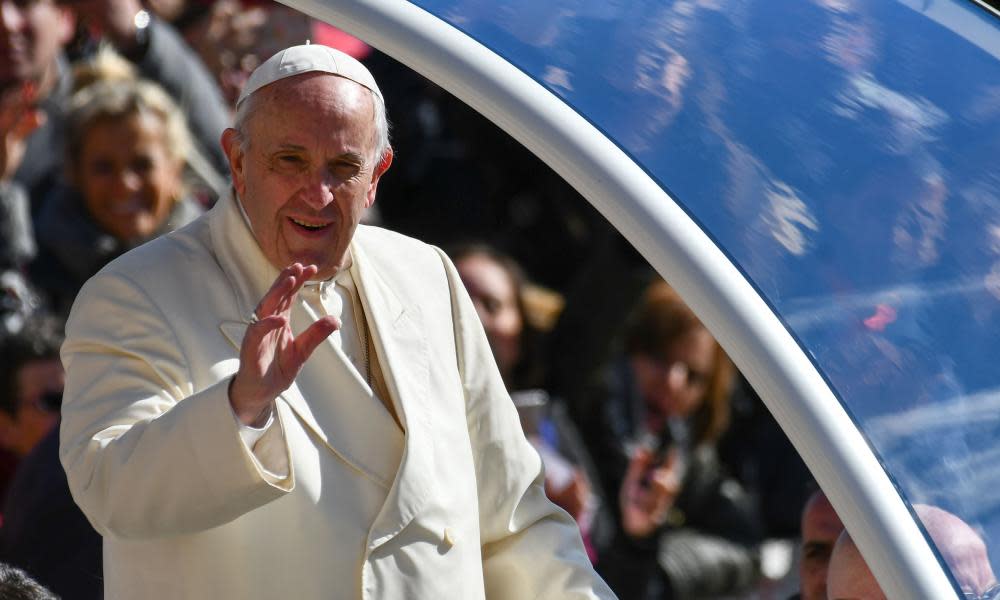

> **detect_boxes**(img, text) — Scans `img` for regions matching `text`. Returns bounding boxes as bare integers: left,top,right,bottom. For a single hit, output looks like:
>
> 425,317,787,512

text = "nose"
301,169,336,210
1,1,24,32
665,362,689,392
115,169,143,194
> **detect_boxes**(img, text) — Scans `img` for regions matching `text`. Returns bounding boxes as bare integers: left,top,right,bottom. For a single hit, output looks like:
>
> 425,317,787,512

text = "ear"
365,146,393,208
221,128,246,197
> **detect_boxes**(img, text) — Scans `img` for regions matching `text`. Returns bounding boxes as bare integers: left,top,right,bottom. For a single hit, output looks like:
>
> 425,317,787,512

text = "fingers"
293,316,340,362
625,446,654,476
648,467,681,498
255,263,319,318
621,446,652,502
244,314,286,344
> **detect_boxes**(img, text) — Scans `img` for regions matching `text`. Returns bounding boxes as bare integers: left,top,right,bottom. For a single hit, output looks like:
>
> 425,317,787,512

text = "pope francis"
58,44,615,599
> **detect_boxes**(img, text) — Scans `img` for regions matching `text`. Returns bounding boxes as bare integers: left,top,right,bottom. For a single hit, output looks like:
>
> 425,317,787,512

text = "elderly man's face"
799,491,844,600
223,73,391,280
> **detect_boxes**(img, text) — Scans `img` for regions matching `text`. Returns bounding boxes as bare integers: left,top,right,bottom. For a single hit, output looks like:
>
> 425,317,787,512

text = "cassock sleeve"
59,270,294,540
435,248,617,600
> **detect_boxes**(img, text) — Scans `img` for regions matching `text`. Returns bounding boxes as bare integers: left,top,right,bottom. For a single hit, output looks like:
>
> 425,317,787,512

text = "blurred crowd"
0,0,842,597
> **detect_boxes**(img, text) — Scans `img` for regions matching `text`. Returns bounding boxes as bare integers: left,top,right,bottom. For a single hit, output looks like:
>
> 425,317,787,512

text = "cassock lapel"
211,192,396,487
218,320,396,488
210,193,436,542
350,237,436,551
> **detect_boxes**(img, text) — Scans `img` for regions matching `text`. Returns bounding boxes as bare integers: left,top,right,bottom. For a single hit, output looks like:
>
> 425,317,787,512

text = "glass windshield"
412,0,1000,590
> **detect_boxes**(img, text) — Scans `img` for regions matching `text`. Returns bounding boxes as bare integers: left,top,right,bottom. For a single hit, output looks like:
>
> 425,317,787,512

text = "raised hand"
0,83,45,183
229,263,339,426
619,446,682,539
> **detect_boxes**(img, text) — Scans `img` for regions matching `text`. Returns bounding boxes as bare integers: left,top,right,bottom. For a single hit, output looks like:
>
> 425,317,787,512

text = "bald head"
827,505,997,599
915,504,996,596
799,490,845,600
827,532,886,600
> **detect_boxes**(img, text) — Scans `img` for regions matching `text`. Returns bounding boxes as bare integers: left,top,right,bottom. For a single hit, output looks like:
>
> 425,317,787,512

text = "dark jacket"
0,426,103,599
577,357,762,600
31,184,202,315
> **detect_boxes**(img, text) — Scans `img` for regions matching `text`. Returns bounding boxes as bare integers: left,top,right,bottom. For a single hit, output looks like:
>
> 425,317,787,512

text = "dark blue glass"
411,0,1000,589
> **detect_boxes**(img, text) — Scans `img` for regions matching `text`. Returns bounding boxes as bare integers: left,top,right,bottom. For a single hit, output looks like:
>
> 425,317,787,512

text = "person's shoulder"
90,212,214,287
355,224,433,251
354,225,445,267
353,225,454,292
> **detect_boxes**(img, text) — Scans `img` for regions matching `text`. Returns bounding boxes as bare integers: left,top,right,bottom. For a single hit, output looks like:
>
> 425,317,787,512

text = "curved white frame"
282,0,957,596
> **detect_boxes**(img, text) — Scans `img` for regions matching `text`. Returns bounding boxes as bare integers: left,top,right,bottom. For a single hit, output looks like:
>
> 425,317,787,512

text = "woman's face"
631,326,715,419
76,112,183,242
456,253,523,378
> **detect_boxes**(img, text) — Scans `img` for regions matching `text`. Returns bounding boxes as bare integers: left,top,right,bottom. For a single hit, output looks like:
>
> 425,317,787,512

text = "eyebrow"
803,541,834,551
338,152,366,164
272,145,367,164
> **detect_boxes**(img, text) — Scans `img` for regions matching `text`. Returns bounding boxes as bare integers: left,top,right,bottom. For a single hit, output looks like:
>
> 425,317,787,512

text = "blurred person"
791,489,844,600
0,83,47,335
0,87,39,273
178,0,364,109
31,77,202,315
0,0,74,202
64,0,229,174
58,44,612,598
0,313,62,458
826,532,884,600
452,242,611,561
452,242,545,390
0,563,57,600
577,280,761,599
827,504,999,599
69,44,137,92
0,87,46,507
0,0,227,206
0,313,102,599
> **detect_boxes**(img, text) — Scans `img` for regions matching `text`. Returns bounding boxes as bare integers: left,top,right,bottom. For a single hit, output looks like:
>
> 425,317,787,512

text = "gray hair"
233,80,391,165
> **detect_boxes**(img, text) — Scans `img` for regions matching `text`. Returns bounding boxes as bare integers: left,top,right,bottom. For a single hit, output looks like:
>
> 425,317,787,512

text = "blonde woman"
32,78,201,315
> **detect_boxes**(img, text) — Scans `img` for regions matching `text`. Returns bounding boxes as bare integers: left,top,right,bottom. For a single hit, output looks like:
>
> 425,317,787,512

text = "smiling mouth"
289,217,332,231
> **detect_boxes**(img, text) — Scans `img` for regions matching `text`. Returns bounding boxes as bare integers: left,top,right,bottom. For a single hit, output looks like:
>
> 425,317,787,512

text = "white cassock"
59,191,616,600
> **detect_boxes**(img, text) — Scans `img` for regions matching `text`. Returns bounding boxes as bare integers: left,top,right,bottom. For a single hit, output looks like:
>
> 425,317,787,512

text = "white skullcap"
236,43,382,108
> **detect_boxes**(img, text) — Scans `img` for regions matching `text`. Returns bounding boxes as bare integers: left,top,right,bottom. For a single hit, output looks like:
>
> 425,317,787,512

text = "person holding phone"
576,280,762,600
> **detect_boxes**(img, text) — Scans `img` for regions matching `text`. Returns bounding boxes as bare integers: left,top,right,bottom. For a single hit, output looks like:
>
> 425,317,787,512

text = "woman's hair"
449,243,548,390
624,280,734,445
71,45,137,94
67,77,193,167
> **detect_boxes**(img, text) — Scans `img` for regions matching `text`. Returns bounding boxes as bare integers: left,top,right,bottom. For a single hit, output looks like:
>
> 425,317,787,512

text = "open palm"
230,263,340,426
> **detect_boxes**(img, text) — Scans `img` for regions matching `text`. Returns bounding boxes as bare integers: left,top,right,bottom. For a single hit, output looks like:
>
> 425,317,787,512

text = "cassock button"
443,527,457,548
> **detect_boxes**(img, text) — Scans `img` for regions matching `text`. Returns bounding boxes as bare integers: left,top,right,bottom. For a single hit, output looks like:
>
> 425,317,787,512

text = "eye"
803,543,832,561
686,368,708,388
329,160,362,179
273,154,308,172
88,158,115,177
131,155,154,175
483,297,502,315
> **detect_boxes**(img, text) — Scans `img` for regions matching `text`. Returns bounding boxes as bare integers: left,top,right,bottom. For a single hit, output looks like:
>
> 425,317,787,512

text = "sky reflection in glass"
412,0,1000,585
